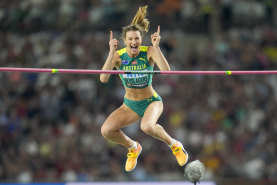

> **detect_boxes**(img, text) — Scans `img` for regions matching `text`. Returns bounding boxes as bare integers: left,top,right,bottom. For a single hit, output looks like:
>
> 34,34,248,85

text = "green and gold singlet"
117,46,153,89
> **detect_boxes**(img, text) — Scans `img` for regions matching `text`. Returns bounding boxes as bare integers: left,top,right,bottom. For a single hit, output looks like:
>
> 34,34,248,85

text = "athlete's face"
124,31,142,56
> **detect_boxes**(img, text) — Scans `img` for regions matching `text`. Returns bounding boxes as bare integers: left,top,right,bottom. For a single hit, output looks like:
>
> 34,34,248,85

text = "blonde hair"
122,6,149,39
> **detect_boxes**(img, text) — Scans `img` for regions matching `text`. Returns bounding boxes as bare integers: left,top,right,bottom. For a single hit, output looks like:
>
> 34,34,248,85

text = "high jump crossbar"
0,67,277,75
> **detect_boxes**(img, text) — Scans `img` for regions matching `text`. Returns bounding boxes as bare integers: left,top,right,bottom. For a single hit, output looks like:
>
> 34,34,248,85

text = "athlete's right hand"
109,31,118,53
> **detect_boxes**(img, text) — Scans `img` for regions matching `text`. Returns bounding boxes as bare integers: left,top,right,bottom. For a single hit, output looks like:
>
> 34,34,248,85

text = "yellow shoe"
125,142,142,172
171,141,189,166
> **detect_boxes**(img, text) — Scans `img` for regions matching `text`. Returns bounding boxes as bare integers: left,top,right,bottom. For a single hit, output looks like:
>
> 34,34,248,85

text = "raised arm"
100,31,120,83
149,26,170,71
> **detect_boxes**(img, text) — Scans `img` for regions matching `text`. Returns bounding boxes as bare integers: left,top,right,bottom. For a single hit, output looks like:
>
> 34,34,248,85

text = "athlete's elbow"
100,79,108,83
163,66,170,71
100,75,108,83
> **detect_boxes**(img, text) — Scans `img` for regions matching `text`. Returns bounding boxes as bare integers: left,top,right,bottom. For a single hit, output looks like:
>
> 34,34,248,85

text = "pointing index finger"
157,25,160,35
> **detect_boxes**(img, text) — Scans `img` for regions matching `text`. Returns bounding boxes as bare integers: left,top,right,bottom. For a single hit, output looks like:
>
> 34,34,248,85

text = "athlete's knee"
101,124,112,139
141,124,154,135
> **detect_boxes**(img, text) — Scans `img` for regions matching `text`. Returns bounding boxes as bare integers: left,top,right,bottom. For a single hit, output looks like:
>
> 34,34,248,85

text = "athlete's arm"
100,31,121,83
149,26,170,71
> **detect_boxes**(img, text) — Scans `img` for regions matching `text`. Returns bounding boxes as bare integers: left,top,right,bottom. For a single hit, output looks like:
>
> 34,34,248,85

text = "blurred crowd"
0,0,277,184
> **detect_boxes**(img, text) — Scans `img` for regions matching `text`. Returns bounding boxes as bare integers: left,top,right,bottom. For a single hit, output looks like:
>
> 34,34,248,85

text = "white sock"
168,139,176,148
128,141,137,150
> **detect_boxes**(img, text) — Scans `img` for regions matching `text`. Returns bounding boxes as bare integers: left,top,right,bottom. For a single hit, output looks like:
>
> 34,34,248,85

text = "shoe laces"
171,144,182,155
127,152,138,158
127,148,139,158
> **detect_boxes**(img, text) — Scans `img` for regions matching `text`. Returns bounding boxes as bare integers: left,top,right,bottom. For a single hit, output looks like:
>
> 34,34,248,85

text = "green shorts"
124,92,162,117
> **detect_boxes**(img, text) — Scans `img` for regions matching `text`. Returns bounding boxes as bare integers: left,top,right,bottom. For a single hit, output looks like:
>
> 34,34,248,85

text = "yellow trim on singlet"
119,74,123,81
117,46,148,56
140,46,148,52
117,48,127,56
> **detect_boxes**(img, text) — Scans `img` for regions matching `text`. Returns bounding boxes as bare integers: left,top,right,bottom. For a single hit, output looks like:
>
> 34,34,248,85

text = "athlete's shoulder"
146,46,156,55
117,48,127,56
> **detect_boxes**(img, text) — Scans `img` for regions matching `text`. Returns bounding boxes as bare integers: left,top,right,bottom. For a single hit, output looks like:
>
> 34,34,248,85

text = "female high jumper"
100,6,189,172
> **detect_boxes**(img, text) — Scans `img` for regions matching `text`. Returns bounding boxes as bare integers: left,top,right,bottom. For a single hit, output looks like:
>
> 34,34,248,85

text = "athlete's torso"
117,46,154,89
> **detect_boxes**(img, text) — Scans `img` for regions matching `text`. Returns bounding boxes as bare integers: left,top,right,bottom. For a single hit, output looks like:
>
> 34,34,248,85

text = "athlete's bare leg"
140,101,172,145
101,104,141,148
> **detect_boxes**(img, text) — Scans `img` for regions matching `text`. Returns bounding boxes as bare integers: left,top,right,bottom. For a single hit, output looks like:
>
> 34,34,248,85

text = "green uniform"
117,46,153,89
116,46,162,117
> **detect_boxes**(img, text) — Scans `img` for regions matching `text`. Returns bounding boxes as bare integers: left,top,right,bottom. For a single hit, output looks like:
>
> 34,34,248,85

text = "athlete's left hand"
151,25,161,48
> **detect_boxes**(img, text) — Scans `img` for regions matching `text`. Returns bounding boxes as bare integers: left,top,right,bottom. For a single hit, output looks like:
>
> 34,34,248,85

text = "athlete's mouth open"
131,46,138,53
